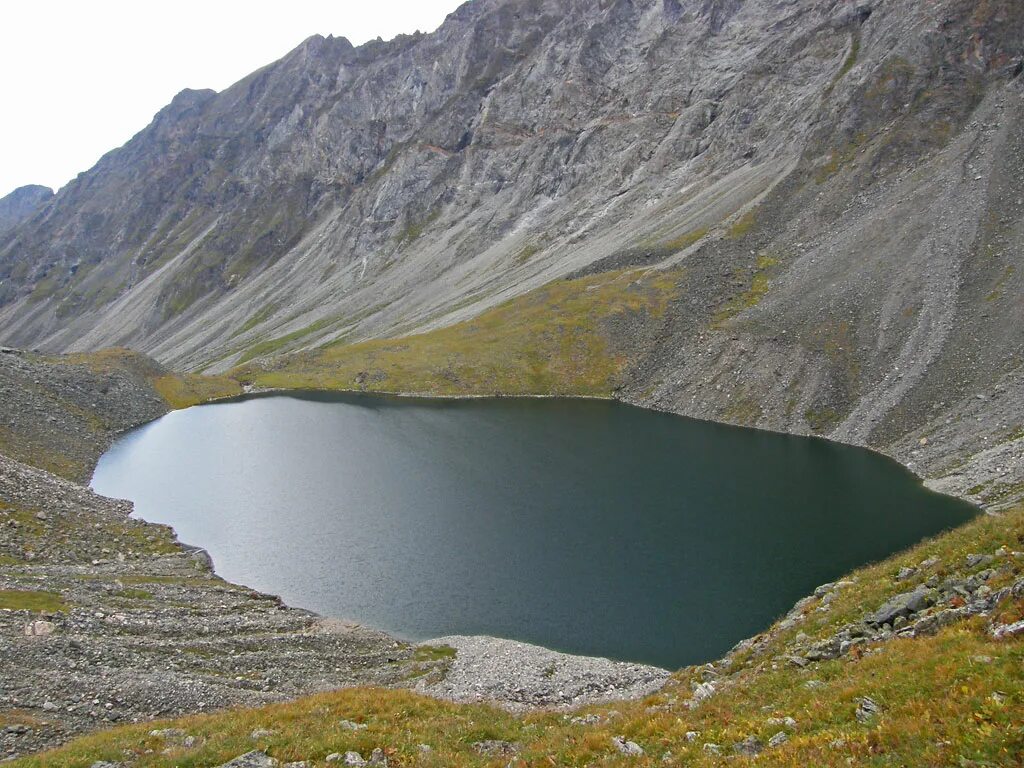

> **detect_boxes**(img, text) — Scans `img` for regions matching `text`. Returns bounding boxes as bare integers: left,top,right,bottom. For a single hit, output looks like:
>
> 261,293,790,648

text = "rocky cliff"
0,185,52,237
0,0,1022,506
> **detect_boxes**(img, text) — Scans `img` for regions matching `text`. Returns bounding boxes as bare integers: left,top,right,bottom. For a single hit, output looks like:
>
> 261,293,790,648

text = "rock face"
0,1,1021,509
0,185,52,236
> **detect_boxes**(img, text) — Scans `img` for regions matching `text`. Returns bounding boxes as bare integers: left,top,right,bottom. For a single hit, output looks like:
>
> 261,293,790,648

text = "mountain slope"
0,186,52,237
0,0,1022,508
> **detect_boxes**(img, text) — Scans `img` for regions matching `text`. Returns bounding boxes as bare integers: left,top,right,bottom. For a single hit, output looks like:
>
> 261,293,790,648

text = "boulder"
865,586,935,626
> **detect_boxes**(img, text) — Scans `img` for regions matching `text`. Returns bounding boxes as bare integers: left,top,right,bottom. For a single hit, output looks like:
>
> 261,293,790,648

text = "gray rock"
866,587,936,626
733,735,764,755
472,740,519,756
991,619,1024,639
338,719,367,731
855,697,881,723
768,731,789,748
612,736,645,756
215,752,280,768
895,566,917,581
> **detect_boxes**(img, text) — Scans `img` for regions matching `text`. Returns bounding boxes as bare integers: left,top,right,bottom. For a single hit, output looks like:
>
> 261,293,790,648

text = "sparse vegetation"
0,589,68,613
713,253,780,326
239,268,683,397
151,373,242,409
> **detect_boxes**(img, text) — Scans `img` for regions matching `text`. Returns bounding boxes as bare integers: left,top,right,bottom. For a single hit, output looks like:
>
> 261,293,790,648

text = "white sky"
0,1,463,197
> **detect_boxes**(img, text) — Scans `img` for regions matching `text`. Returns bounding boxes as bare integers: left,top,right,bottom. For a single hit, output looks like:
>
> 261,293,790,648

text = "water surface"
91,393,975,668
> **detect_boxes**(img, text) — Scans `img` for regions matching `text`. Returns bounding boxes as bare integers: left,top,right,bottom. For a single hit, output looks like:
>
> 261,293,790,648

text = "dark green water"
90,392,975,669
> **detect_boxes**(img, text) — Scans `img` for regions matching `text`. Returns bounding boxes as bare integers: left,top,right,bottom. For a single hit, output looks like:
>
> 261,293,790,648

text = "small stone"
343,752,366,767
339,719,367,731
703,743,721,754
214,752,280,768
417,744,432,753
472,740,519,756
41,701,58,712
250,728,277,739
369,748,387,765
992,619,1024,639
684,731,701,741
612,736,644,756
856,697,881,723
23,620,56,638
325,755,341,764
804,680,825,690
733,735,764,755
768,731,788,748
895,566,917,581
919,556,940,569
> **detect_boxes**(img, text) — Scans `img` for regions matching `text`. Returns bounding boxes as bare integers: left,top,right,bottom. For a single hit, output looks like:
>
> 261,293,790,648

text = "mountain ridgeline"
0,0,1022,506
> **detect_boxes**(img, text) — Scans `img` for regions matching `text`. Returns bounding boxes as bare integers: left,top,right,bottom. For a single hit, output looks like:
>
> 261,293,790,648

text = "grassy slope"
14,506,1023,767
238,268,682,397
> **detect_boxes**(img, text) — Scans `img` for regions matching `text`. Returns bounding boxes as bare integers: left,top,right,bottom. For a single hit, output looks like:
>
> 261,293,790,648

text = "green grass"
0,589,69,612
238,268,683,397
805,406,841,433
231,303,281,338
237,317,337,364
825,32,861,94
713,253,780,326
150,372,243,409
412,645,457,663
726,210,757,240
14,505,1024,767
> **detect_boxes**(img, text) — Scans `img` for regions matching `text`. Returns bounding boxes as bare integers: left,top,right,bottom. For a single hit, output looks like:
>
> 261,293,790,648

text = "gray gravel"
415,635,670,712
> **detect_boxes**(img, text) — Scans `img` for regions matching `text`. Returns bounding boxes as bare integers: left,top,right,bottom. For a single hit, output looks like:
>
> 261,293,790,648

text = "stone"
343,753,366,767
684,731,701,742
215,752,280,768
369,748,388,765
991,619,1024,639
339,719,367,731
865,586,935,626
855,697,881,723
472,740,519,756
23,619,55,638
965,553,995,568
703,743,721,755
895,566,917,581
733,735,764,755
612,736,644,756
251,728,277,739
768,731,789,748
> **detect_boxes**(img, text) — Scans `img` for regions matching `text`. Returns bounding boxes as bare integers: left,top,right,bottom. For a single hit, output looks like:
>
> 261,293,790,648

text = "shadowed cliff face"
0,0,1022,501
